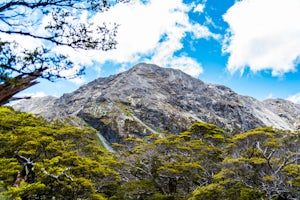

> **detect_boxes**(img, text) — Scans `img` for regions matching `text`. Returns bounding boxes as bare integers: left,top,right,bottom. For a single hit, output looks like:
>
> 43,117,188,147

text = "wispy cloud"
223,0,300,76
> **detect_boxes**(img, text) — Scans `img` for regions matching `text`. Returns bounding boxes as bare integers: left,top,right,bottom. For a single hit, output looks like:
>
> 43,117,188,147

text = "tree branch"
275,152,300,174
0,0,113,14
0,29,72,47
43,167,73,182
0,71,41,105
256,142,275,170
0,1,75,12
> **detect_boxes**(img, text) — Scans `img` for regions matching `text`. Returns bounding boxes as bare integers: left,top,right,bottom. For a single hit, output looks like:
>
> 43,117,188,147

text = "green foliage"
189,182,226,200
0,107,120,199
197,126,300,200
184,122,226,145
111,123,300,200
3,182,47,200
1,107,299,199
190,180,263,200
114,124,224,200
117,180,160,199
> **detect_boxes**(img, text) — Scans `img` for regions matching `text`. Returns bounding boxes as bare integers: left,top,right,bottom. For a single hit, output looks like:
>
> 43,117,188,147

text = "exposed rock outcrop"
13,63,300,143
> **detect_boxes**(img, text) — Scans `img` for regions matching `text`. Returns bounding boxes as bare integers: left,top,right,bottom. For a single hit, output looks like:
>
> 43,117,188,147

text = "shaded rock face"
13,63,300,143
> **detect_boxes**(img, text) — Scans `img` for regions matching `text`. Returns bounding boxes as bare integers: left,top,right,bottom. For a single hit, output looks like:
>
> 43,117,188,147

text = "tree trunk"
0,72,41,105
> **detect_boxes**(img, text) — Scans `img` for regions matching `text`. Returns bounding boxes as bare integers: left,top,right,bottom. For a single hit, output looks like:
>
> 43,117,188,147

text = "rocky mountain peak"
13,63,300,144
99,63,203,92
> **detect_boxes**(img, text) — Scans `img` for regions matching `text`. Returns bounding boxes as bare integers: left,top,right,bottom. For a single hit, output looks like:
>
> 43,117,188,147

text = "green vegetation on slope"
0,107,120,199
0,107,299,199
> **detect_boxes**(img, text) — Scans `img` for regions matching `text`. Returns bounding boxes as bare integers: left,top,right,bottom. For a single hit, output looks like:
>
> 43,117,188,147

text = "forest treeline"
0,107,299,200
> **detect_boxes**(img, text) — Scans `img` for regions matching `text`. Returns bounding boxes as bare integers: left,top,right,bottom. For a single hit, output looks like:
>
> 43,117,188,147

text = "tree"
114,123,225,200
0,0,128,105
0,107,121,199
190,127,300,200
225,128,300,199
1,107,299,199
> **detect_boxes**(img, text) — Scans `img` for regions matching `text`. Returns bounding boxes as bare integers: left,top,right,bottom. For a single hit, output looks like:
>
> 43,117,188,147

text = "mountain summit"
13,63,300,143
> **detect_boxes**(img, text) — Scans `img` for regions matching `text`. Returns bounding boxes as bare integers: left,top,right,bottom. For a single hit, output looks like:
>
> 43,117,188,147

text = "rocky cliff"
13,63,300,143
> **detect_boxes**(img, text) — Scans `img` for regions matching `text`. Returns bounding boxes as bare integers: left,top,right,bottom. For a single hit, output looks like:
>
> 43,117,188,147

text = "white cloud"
223,0,300,76
56,0,217,77
0,33,43,50
1,0,217,81
169,57,203,76
193,4,205,13
287,93,300,104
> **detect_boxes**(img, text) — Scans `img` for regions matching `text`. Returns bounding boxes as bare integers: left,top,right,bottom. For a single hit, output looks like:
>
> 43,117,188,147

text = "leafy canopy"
0,107,121,199
0,107,299,199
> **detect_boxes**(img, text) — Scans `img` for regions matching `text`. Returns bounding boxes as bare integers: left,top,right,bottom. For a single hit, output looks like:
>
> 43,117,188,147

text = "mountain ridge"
13,63,300,143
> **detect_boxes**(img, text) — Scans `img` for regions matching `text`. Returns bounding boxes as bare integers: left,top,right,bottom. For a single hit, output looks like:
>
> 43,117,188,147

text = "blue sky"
8,0,300,103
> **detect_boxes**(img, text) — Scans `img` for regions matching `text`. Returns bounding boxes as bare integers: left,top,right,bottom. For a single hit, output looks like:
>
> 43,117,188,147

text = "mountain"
13,63,300,143
13,95,57,115
263,98,300,129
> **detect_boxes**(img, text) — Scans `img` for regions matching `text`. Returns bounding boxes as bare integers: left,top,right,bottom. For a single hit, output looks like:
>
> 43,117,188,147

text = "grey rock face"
13,63,300,143
13,96,57,117
263,98,300,129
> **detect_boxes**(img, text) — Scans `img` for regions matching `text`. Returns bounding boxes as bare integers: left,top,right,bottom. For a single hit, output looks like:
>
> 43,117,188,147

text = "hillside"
13,63,300,144
0,107,119,199
1,107,299,199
